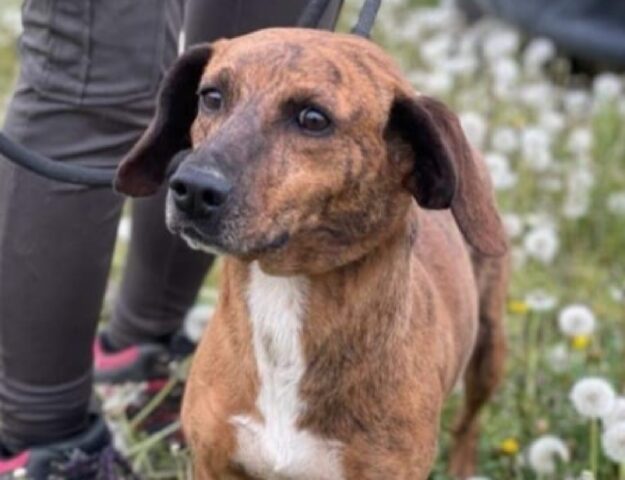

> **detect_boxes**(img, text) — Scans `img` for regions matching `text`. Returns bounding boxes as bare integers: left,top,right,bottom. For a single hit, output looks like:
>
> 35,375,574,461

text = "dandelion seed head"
527,435,570,475
558,305,596,337
603,398,625,429
547,344,570,373
607,191,625,215
460,111,487,148
485,152,517,191
570,377,616,419
593,73,622,101
523,226,559,264
525,290,557,312
602,422,625,463
523,38,556,74
491,127,518,154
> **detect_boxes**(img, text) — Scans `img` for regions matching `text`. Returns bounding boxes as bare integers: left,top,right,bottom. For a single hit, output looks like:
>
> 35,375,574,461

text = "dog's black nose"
169,169,231,218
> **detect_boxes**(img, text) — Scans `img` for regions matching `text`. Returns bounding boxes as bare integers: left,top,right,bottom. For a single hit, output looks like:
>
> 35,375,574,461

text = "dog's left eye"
297,107,331,133
199,88,223,112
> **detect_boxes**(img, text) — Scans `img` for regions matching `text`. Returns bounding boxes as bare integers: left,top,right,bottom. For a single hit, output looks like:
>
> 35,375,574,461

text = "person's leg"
107,0,344,349
0,0,184,452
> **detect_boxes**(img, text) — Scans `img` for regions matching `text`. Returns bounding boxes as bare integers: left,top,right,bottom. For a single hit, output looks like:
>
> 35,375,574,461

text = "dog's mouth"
174,221,290,258
178,225,225,255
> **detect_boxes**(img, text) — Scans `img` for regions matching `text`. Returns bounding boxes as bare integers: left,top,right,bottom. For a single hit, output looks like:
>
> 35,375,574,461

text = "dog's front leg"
341,413,440,480
192,466,253,480
343,442,437,480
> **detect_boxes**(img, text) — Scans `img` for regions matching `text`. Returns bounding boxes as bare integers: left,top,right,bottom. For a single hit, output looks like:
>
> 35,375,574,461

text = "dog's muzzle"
169,165,231,220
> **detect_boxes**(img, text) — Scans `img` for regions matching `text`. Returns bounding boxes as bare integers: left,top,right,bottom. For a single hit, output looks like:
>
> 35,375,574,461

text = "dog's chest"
230,262,344,480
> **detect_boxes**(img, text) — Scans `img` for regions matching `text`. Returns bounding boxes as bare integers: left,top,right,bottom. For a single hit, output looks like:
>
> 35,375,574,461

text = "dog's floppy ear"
387,94,507,256
115,44,213,196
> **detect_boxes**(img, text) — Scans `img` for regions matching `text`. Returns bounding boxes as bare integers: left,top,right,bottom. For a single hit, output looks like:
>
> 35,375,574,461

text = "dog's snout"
169,169,230,218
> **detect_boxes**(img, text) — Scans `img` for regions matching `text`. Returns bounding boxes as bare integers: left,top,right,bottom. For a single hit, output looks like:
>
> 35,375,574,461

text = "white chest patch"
230,262,344,480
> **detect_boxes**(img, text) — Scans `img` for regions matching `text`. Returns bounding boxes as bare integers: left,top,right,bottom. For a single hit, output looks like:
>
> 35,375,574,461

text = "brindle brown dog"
115,28,509,480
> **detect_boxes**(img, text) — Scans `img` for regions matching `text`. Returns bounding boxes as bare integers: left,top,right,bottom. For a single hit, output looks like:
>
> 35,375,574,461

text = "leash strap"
0,132,188,189
0,131,115,187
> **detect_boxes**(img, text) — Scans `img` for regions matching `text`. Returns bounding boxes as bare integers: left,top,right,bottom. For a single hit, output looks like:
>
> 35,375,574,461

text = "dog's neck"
226,214,418,478
238,209,418,363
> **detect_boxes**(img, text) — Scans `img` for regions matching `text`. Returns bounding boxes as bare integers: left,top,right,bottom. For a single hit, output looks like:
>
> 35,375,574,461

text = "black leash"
0,0,382,189
0,131,116,187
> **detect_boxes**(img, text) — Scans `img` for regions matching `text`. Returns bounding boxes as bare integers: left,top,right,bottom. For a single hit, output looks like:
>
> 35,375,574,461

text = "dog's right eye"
198,88,223,112
296,107,331,134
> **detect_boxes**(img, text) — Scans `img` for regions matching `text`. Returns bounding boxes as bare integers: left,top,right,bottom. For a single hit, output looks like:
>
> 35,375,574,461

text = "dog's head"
116,28,506,275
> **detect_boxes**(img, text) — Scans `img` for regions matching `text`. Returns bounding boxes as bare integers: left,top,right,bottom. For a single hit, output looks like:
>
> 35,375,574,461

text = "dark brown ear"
115,44,213,196
387,94,508,256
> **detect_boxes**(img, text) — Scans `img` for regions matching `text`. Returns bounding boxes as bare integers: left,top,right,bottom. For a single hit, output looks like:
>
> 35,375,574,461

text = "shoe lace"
48,446,140,480
96,446,140,480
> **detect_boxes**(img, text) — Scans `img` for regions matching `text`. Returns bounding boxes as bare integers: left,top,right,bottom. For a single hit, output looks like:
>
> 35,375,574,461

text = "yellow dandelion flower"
571,335,591,350
508,300,529,315
499,437,521,455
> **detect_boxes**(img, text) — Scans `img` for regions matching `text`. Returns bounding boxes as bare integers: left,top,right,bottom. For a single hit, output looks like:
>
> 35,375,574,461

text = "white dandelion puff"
491,127,519,154
527,435,570,475
460,112,487,149
485,152,517,191
525,290,557,312
562,193,591,219
567,165,595,191
607,191,625,215
183,304,215,343
547,344,570,373
538,111,566,135
602,422,625,463
564,90,591,117
483,28,520,61
593,73,622,101
524,213,555,229
558,304,596,337
502,213,523,239
523,226,559,264
603,398,625,429
0,9,21,37
519,83,554,110
579,470,595,480
418,5,460,30
567,128,593,156
440,55,478,77
523,38,556,74
521,128,553,172
421,71,454,95
491,58,519,87
570,377,616,419
609,286,625,303
420,34,453,66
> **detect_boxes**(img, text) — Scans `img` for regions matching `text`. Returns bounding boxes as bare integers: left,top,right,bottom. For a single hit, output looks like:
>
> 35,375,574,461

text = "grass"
2,1,625,478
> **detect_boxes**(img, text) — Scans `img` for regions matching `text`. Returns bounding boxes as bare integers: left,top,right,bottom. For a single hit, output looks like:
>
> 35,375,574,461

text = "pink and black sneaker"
93,331,194,442
0,415,137,479
93,331,193,384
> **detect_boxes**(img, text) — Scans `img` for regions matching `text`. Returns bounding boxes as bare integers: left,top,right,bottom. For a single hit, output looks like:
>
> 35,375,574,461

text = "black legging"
0,0,342,451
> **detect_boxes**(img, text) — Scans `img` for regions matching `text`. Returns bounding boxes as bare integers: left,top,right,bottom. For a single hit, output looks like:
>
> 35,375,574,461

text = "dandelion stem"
524,312,540,417
620,462,625,480
128,358,189,431
129,374,178,431
590,419,599,478
128,421,182,457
